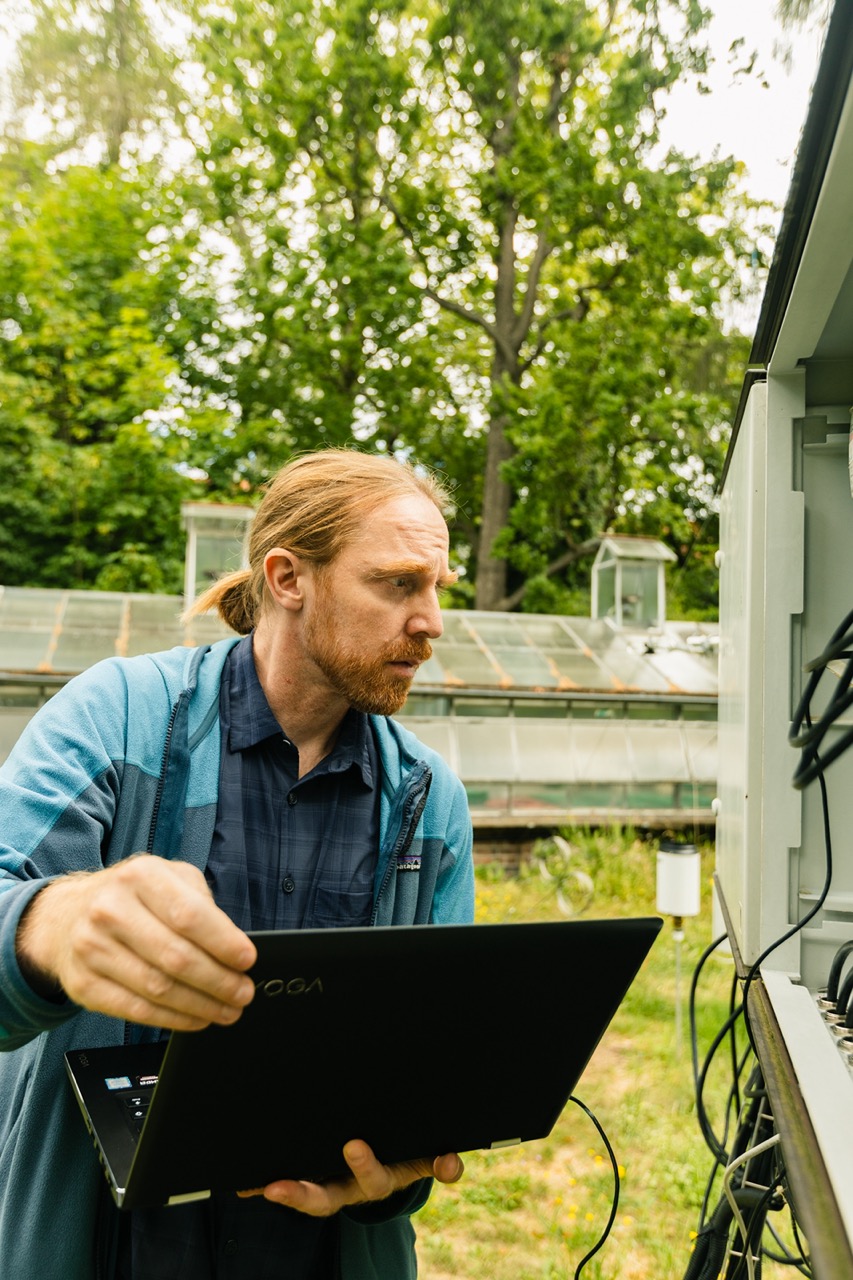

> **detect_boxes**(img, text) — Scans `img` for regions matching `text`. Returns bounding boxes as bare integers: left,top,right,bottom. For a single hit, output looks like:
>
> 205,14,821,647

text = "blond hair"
185,449,451,634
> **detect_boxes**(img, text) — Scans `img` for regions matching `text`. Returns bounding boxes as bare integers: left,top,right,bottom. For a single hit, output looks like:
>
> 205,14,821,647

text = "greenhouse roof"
0,586,718,697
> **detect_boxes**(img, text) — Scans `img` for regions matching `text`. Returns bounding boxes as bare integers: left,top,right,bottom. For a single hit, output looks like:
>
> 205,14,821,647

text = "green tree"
6,0,185,166
0,147,221,590
187,0,757,609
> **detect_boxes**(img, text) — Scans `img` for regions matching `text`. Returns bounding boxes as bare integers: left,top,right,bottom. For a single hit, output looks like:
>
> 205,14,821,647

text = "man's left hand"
237,1141,464,1216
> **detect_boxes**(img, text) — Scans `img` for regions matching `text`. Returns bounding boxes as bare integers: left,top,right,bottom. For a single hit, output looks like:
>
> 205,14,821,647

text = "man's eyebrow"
368,561,459,588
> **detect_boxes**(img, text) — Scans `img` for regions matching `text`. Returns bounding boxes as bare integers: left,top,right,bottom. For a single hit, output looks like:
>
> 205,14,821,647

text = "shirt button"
287,791,297,806
282,876,295,894
224,1238,238,1257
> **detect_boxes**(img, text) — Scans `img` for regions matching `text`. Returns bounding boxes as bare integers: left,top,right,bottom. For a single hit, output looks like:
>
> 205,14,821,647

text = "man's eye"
390,577,411,590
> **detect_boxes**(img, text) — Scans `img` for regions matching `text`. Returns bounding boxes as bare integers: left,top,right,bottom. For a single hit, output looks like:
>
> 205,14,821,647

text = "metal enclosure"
715,5,853,1268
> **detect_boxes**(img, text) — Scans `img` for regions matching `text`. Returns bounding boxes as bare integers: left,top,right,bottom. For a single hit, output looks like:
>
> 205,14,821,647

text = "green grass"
414,831,802,1280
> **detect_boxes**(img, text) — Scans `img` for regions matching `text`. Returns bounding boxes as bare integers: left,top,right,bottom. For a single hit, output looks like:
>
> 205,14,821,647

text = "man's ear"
263,548,305,612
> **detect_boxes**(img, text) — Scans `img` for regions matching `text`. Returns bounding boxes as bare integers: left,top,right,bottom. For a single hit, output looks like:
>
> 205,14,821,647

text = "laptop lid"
65,916,661,1210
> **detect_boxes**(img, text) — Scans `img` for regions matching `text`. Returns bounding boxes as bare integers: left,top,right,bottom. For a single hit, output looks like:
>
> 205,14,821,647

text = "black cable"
790,609,853,789
690,932,740,1166
695,1006,745,1164
743,709,833,1048
825,938,853,1004
567,1096,619,1280
725,1177,783,1280
835,965,853,1022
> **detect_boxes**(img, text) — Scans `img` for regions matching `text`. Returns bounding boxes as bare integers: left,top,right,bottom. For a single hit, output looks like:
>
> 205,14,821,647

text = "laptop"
65,916,662,1210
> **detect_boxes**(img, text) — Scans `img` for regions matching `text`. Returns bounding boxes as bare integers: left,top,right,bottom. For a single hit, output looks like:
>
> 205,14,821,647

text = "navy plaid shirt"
206,633,379,934
121,636,381,1280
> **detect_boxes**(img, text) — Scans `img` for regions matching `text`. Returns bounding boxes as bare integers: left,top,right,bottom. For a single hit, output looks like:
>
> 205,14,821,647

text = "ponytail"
183,567,256,634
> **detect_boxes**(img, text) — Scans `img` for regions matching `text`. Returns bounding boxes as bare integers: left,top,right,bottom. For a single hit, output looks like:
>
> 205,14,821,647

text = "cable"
825,938,853,1005
722,1134,781,1280
790,607,853,789
567,1096,619,1280
742,708,834,1049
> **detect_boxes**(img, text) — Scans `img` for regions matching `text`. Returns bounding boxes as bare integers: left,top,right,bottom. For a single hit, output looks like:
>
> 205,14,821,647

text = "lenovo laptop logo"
255,977,324,997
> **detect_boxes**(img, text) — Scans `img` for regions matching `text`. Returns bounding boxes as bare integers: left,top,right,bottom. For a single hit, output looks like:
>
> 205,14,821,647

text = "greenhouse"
0,583,717,834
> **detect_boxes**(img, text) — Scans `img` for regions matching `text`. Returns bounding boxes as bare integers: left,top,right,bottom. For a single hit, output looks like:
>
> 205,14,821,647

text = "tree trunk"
475,405,514,610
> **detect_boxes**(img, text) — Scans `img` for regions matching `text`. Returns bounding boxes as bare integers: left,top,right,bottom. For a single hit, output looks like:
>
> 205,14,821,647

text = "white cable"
722,1133,782,1280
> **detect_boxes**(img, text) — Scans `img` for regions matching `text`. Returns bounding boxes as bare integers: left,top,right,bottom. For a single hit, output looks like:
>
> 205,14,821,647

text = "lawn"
414,831,803,1280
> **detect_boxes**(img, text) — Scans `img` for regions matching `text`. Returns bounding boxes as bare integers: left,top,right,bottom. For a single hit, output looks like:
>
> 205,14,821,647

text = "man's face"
301,494,456,716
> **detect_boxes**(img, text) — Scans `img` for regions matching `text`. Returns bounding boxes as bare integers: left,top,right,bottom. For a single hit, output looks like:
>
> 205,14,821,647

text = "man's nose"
408,591,443,639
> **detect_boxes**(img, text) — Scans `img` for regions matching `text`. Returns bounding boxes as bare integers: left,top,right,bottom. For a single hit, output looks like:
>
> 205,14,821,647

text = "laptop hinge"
167,1190,212,1206
490,1138,522,1149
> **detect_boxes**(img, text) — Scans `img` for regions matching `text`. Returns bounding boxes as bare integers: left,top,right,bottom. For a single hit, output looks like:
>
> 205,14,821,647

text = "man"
0,450,475,1279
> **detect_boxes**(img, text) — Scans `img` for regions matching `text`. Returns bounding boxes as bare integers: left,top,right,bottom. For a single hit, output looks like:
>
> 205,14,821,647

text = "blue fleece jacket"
0,639,474,1280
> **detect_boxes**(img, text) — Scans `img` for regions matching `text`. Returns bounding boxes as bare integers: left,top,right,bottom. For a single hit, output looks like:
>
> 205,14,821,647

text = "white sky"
0,0,828,215
660,0,829,212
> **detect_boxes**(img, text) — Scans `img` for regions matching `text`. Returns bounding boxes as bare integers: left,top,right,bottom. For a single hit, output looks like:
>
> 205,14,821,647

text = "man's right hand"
15,857,257,1031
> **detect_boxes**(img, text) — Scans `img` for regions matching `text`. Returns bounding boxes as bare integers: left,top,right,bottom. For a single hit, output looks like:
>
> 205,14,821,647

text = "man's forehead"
351,495,450,546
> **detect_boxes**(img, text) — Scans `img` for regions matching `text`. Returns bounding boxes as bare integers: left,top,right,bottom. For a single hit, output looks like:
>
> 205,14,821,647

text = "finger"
60,964,239,1031
64,935,254,1029
50,864,257,1024
433,1152,464,1184
261,1178,345,1217
342,1141,435,1197
119,859,258,972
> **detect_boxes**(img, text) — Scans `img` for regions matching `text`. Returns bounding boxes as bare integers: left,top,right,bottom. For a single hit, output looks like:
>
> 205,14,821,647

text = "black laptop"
64,916,662,1210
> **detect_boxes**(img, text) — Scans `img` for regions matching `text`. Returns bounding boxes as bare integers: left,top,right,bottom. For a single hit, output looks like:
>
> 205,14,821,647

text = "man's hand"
15,857,257,1030
238,1141,464,1216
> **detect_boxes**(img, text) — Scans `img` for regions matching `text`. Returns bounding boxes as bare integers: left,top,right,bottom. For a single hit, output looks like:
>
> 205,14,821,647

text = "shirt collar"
225,634,375,786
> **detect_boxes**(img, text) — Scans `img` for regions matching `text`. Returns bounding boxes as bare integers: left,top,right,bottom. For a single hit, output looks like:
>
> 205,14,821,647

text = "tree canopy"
0,0,771,613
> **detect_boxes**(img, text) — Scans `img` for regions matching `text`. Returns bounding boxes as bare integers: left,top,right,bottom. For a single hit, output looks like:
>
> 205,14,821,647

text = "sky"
660,0,829,212
0,0,831,209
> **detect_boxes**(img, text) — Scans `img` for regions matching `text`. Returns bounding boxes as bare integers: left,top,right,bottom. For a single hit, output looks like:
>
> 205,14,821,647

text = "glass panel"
0,684,49,707
0,588,65,624
619,562,658,627
543,649,614,689
568,782,627,809
515,617,577,648
124,627,186,657
52,630,118,671
512,722,574,781
465,616,527,646
513,700,568,718
646,651,718,695
428,643,504,686
194,530,246,596
0,709,38,763
487,646,557,688
599,651,671,691
399,720,454,763
682,701,717,721
129,597,185,629
595,564,616,621
0,630,54,670
464,782,510,815
435,614,478,644
626,724,690,781
62,596,124,628
625,781,677,808
454,699,511,717
625,701,678,720
455,720,516,780
570,701,624,719
183,615,235,644
571,723,631,780
684,724,718,779
510,782,572,814
398,693,451,716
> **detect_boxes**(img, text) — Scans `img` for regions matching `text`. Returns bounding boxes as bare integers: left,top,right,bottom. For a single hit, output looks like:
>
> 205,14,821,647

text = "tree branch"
495,536,602,612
